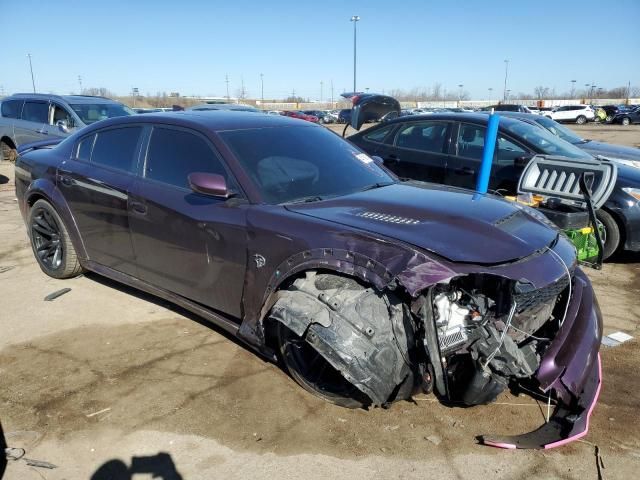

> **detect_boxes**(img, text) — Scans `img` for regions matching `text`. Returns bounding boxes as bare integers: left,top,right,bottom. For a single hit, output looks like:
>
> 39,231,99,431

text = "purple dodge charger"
15,111,602,448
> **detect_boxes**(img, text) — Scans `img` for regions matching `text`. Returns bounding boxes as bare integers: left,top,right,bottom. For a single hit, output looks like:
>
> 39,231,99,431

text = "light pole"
589,84,596,102
27,53,36,93
585,83,590,101
320,80,323,102
488,87,493,100
225,74,230,100
350,15,360,93
570,79,576,99
260,73,264,103
78,75,83,94
503,59,509,102
458,84,464,103
506,89,511,101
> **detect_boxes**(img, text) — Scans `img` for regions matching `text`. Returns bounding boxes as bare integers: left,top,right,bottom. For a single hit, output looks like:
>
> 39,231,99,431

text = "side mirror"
514,155,533,168
188,172,229,198
56,120,70,133
371,155,384,166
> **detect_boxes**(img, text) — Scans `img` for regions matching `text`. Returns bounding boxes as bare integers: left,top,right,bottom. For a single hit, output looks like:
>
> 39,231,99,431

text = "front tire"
28,199,84,278
596,209,621,260
576,115,587,125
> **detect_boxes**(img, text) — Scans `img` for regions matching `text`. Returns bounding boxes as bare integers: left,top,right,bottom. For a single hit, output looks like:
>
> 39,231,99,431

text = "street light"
503,59,509,102
350,15,360,93
570,79,576,99
27,53,36,93
457,84,464,103
488,87,493,100
506,89,511,101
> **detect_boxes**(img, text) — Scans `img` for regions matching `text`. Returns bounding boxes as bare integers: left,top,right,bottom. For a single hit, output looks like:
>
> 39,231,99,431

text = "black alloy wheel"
277,322,370,409
28,199,84,278
31,206,64,270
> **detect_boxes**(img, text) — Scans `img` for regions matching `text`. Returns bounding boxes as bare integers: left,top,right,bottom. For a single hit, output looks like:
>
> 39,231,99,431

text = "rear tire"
596,209,621,260
28,199,84,278
621,117,631,126
576,115,587,125
1,141,17,163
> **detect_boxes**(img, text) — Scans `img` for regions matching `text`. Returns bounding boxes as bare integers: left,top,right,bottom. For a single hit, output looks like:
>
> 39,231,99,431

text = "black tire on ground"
576,115,587,125
596,209,621,260
1,141,17,163
621,117,631,126
28,199,84,278
276,321,370,409
606,115,613,122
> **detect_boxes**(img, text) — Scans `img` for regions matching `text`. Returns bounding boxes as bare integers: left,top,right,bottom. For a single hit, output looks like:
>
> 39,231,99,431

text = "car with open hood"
15,110,602,449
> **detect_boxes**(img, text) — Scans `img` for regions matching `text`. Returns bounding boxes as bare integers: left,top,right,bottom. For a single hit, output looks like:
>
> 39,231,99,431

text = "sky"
1,0,639,100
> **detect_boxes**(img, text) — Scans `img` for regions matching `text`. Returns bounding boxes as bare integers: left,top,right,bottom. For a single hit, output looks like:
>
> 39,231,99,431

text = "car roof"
382,112,528,129
79,109,318,132
7,93,119,104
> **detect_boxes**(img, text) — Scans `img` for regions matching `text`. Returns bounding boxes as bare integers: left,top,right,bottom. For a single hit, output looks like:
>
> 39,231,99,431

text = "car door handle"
130,201,147,215
36,129,49,135
455,167,474,175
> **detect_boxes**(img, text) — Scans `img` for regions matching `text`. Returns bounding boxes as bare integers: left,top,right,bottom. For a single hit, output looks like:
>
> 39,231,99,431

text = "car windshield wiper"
284,195,324,205
359,181,395,192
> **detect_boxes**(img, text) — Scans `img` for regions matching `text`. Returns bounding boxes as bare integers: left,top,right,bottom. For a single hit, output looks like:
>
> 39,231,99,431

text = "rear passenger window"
363,124,394,144
91,127,142,172
396,122,448,153
76,134,95,162
457,124,527,163
144,127,227,189
22,101,49,123
1,100,23,118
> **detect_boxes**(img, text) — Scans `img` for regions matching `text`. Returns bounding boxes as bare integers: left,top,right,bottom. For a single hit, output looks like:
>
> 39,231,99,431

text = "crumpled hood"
581,140,640,162
287,183,558,264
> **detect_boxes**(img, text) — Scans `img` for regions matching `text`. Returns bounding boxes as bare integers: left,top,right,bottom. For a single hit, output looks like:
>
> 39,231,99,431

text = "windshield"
70,103,133,125
219,126,394,204
503,120,592,159
532,116,584,144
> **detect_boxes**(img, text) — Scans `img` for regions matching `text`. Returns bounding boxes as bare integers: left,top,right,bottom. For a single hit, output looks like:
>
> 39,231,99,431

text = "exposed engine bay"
425,275,565,406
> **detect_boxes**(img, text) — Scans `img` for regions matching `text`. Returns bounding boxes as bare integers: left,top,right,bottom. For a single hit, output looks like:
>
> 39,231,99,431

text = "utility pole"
27,53,36,93
350,16,360,93
260,73,264,103
502,59,509,102
78,75,83,94
320,80,323,102
225,74,230,100
330,80,334,107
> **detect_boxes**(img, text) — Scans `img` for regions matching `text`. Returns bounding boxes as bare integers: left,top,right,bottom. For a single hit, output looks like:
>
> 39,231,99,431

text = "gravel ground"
1,124,639,479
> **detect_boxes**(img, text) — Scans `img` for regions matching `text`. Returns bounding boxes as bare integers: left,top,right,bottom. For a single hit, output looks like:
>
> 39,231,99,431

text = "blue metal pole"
476,113,500,193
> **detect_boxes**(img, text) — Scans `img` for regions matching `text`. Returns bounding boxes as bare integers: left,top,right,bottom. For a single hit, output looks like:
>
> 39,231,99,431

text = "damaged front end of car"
263,234,602,449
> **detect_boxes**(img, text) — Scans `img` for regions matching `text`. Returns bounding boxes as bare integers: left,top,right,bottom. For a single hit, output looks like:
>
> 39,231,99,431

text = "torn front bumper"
481,268,603,449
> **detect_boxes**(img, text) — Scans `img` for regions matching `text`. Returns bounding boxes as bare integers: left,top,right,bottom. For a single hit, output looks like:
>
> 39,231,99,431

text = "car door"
13,100,50,145
57,125,143,276
377,120,451,183
128,125,248,318
445,122,530,193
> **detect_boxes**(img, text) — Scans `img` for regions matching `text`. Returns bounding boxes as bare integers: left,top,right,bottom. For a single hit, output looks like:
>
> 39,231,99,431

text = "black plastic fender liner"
480,353,602,449
268,271,414,406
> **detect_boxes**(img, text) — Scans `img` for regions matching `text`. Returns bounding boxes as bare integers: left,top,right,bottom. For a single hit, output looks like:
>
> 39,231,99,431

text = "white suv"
546,105,595,124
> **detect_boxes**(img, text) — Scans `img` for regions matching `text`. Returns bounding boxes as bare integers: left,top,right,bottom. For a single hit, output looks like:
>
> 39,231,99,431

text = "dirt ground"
1,125,639,479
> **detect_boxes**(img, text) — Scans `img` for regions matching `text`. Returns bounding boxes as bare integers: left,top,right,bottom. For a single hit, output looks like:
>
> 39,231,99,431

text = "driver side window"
51,104,74,127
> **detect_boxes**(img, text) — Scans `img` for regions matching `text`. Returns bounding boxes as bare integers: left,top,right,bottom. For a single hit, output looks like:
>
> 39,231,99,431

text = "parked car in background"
482,104,533,113
14,110,602,449
611,105,640,125
282,110,319,123
188,103,261,113
0,93,133,162
266,110,282,115
133,108,164,114
527,106,540,114
348,112,640,258
337,109,352,124
301,110,335,124
600,105,634,123
545,105,595,124
496,112,640,168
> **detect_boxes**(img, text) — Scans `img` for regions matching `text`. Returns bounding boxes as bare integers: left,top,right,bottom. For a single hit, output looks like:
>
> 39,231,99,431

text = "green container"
564,227,600,262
